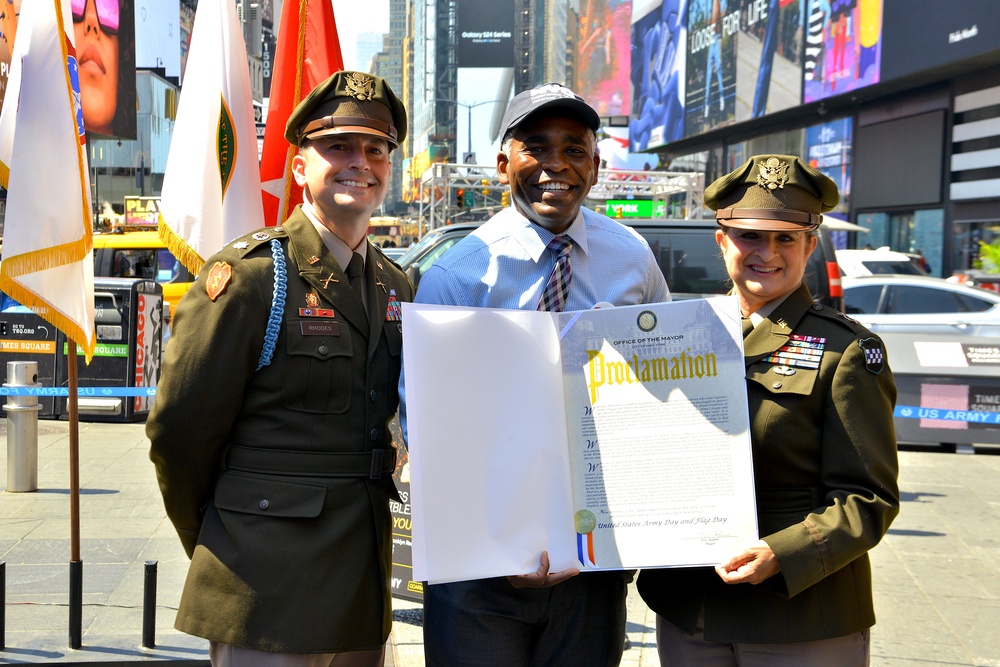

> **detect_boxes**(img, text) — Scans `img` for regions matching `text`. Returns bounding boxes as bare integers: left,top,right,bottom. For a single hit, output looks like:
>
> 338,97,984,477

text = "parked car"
948,269,1000,294
379,246,409,262
400,218,844,310
842,274,1000,337
837,247,929,277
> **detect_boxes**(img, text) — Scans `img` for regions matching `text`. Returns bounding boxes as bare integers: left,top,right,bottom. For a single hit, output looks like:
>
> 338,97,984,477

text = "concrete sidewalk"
1,419,999,665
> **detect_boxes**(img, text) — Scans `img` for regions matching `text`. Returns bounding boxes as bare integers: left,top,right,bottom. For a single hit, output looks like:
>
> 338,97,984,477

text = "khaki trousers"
655,613,870,667
210,641,385,667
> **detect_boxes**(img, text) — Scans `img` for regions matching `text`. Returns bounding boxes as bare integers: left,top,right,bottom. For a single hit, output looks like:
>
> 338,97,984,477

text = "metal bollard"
4,361,42,493
142,560,158,649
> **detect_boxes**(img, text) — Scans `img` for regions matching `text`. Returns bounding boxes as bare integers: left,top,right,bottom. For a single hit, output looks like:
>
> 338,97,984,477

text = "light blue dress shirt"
399,206,670,440
414,206,670,309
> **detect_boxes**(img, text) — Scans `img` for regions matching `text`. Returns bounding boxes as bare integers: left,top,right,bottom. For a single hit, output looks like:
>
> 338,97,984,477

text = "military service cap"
705,154,840,231
285,71,407,148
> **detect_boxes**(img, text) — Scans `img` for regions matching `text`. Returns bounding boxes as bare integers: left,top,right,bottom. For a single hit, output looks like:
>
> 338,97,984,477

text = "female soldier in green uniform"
638,154,899,666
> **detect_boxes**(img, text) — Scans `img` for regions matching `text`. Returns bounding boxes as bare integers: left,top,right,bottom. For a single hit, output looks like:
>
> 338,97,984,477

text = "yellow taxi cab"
92,231,194,311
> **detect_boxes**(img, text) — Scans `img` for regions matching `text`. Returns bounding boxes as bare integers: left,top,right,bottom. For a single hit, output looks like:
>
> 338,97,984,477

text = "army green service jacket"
147,209,413,653
638,283,899,643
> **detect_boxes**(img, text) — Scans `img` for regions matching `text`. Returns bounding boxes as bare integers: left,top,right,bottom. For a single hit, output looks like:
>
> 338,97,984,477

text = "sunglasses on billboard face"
71,0,119,35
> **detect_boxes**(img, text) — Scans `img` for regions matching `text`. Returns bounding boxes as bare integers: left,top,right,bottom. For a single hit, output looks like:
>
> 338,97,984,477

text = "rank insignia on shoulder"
233,241,249,250
252,231,270,241
206,261,233,301
859,337,885,374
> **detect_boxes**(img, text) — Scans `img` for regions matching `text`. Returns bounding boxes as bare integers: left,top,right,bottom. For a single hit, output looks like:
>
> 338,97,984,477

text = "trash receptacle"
57,278,164,422
881,331,1000,449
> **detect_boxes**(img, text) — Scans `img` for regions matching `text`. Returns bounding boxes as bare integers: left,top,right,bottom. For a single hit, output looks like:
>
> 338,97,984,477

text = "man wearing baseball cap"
399,83,669,666
638,154,898,665
149,71,413,666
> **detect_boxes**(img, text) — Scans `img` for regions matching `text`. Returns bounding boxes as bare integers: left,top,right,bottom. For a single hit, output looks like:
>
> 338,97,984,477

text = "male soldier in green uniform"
148,71,413,666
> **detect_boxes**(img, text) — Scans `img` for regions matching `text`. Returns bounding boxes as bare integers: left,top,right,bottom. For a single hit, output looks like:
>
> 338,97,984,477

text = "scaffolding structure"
417,163,707,231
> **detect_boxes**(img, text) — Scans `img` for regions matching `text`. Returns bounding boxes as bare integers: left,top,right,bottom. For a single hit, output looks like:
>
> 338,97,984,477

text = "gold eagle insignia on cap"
756,157,789,191
346,72,375,101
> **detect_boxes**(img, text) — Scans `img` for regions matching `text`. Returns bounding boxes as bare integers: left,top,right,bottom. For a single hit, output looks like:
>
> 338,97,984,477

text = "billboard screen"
456,0,514,68
74,0,138,139
805,116,852,214
881,0,1000,81
574,0,633,117
802,0,883,104
685,0,739,137
629,0,687,151
0,0,20,115
638,0,804,151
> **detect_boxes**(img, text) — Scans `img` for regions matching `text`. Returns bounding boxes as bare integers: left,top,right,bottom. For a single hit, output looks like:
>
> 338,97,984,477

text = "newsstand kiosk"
56,278,164,422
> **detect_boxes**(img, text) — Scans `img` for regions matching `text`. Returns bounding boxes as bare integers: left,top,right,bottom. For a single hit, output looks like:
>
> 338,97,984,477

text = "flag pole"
67,339,82,649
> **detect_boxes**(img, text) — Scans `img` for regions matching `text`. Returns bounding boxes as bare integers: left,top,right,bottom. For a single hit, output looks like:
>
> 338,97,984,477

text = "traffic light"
456,188,465,208
481,179,491,196
501,190,510,207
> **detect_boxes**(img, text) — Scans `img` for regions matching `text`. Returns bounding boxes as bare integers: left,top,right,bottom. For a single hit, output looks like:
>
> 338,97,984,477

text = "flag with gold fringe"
259,0,344,226
0,0,96,362
158,0,263,275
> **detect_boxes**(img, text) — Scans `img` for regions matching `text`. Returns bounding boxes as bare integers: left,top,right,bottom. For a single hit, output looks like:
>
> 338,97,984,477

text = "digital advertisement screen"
456,0,514,68
75,0,138,140
630,0,687,151
574,0,633,117
805,116,852,214
802,0,882,105
685,0,739,137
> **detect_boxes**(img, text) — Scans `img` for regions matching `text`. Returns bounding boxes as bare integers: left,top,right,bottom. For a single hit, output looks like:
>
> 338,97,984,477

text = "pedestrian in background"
148,70,412,666
638,154,899,666
402,82,669,667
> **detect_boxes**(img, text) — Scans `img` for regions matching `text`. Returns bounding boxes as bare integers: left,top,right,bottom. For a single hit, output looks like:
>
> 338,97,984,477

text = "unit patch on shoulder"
858,337,885,375
206,261,233,301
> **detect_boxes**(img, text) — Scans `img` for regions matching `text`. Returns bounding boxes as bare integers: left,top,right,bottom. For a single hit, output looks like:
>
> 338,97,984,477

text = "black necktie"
346,253,365,307
741,317,754,338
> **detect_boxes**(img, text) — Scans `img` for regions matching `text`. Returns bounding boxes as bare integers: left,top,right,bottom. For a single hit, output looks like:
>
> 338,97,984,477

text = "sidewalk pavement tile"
3,420,1000,666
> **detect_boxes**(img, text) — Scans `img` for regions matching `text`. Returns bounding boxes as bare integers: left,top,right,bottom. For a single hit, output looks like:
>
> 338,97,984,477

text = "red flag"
260,0,344,226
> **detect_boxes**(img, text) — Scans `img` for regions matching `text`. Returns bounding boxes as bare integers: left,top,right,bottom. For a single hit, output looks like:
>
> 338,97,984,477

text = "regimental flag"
259,0,344,226
158,0,263,275
0,0,96,362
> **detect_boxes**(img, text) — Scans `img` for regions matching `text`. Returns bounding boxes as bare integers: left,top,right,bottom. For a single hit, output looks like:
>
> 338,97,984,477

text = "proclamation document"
403,297,756,584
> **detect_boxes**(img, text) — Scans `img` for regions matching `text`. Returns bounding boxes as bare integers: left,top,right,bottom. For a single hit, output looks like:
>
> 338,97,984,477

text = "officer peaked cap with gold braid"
285,71,407,149
705,154,840,231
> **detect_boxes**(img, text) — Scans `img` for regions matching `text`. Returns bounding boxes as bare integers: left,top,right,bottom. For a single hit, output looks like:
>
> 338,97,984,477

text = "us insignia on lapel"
206,262,233,301
859,338,885,375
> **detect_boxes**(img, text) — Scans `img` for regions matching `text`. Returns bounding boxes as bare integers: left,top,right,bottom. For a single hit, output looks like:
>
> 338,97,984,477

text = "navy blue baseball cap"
499,83,601,140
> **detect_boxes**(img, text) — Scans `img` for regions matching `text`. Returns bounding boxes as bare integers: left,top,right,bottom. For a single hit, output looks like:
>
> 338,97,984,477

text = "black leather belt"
224,445,397,480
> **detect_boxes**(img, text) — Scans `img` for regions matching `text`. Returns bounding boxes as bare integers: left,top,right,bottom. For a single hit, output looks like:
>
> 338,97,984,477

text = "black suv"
398,218,843,311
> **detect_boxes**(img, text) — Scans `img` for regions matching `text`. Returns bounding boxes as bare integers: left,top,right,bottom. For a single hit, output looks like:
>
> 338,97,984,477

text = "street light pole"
433,98,507,163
